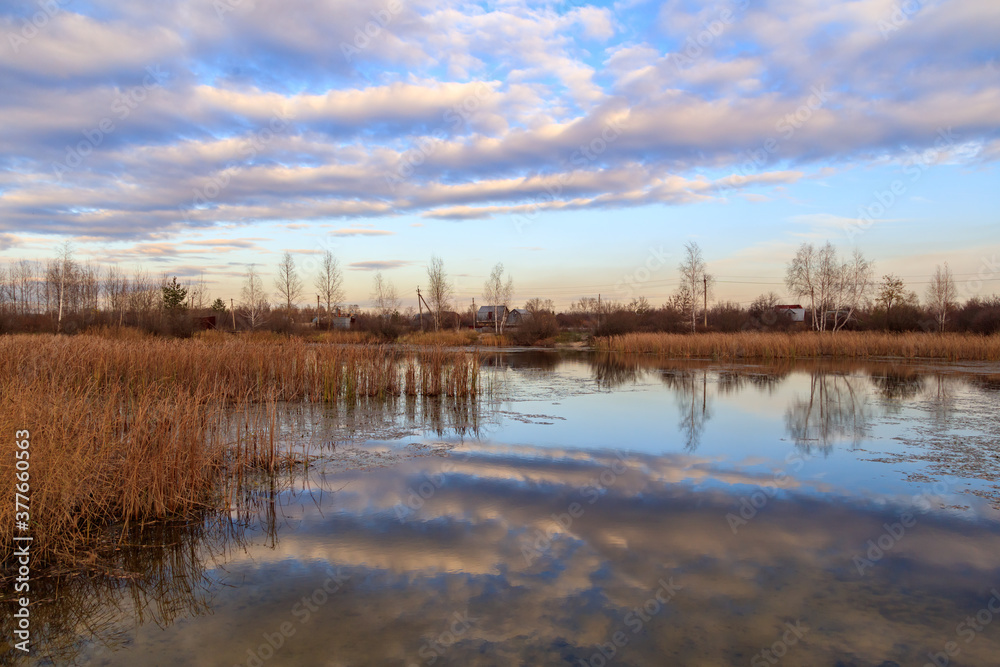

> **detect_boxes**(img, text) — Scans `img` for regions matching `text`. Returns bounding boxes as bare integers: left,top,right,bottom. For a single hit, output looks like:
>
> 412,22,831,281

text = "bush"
593,309,639,338
511,311,560,345
353,313,404,341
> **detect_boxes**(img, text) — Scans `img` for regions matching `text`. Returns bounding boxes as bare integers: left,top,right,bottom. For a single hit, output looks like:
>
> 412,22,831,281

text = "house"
477,305,509,328
330,315,353,330
775,305,805,322
313,310,356,329
507,308,532,327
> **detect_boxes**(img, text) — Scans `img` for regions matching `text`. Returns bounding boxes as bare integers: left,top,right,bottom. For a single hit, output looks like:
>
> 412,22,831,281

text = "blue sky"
1,0,998,309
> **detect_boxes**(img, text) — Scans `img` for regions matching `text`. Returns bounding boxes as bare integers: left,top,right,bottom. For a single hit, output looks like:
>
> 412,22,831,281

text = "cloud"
0,233,21,251
0,0,996,241
349,260,413,271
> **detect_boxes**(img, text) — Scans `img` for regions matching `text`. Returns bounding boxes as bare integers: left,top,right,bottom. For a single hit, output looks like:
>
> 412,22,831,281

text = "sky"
1,0,998,310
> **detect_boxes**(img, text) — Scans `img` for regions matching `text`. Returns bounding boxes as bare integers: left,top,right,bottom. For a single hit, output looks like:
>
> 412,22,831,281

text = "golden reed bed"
593,331,1000,361
0,334,479,571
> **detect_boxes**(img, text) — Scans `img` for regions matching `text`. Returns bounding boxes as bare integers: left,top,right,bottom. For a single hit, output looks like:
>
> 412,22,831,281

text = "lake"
15,352,1000,666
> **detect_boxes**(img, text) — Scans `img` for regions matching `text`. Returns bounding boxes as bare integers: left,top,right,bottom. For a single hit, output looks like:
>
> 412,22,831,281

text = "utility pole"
417,289,433,329
597,293,601,331
417,287,423,332
230,298,236,331
703,275,708,328
472,297,475,331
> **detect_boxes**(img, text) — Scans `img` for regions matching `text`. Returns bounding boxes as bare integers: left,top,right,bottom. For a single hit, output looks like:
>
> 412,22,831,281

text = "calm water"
12,353,1000,666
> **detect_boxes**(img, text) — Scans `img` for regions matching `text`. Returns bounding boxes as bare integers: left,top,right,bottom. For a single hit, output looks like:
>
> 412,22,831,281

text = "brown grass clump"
0,334,480,572
305,329,376,345
477,333,510,347
399,329,480,347
593,331,1000,361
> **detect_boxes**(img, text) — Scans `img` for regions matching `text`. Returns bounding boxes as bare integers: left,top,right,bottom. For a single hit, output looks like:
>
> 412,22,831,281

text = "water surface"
12,353,1000,666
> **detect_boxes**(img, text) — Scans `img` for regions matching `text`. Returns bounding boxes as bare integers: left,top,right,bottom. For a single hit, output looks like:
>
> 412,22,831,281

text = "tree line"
0,240,996,337
577,241,997,336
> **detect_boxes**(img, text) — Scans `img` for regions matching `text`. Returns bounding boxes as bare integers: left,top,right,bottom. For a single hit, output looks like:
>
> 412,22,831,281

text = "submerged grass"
0,335,479,572
594,331,1000,361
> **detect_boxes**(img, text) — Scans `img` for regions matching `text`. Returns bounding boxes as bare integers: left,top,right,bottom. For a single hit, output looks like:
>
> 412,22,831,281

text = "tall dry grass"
399,329,480,347
0,335,479,572
477,333,510,347
593,331,1000,361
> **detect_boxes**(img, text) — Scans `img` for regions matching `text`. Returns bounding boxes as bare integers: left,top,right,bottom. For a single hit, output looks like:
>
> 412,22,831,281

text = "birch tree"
426,254,453,332
314,250,344,327
786,243,817,329
274,251,303,317
678,242,710,332
240,264,270,329
483,262,514,333
926,263,957,332
370,272,400,319
830,249,874,332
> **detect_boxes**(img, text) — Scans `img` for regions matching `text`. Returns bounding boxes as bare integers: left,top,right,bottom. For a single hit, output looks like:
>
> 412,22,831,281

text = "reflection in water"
275,394,503,446
41,444,1000,667
716,368,787,395
587,354,989,455
10,353,1000,666
925,374,960,426
0,484,280,664
784,373,872,452
869,368,926,402
591,353,645,389
661,369,711,452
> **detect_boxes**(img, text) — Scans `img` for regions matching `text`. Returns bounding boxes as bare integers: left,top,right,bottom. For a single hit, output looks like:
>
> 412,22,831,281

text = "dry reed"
399,329,480,347
593,331,1000,361
0,334,480,572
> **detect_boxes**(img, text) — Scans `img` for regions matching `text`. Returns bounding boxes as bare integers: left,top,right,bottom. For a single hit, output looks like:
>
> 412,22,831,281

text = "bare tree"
786,243,818,330
104,265,129,326
926,263,957,332
188,273,209,311
787,241,842,331
128,268,158,328
525,298,555,315
425,254,453,332
78,262,101,325
830,248,874,332
787,242,872,332
678,242,710,332
314,250,344,328
370,272,400,319
876,274,906,327
48,242,77,332
0,265,9,317
816,243,845,331
10,260,38,316
240,264,270,329
482,262,514,333
274,251,303,318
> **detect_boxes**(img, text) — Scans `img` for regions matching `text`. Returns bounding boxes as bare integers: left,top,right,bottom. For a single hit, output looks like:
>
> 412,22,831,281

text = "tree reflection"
784,372,871,453
0,479,282,666
662,369,711,452
869,369,926,404
925,374,960,426
591,354,647,389
716,369,787,395
289,394,502,445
